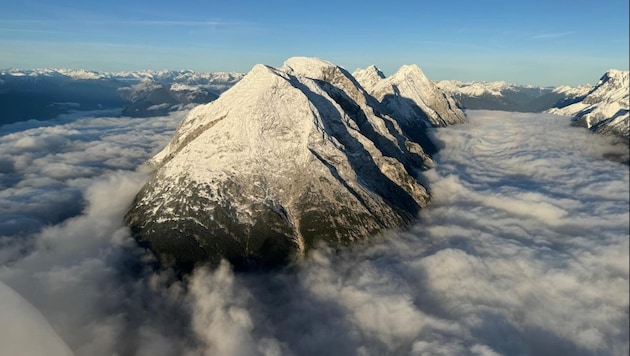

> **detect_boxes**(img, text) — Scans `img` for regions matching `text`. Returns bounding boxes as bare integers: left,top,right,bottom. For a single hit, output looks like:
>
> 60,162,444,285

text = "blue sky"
0,0,628,86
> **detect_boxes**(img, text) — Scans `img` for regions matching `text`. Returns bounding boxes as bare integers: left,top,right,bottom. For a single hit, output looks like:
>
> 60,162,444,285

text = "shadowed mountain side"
380,94,442,155
289,77,422,218
548,70,629,139
359,64,468,129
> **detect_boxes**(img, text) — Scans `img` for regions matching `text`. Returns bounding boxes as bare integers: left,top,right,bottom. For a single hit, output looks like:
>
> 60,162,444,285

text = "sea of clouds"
0,110,628,356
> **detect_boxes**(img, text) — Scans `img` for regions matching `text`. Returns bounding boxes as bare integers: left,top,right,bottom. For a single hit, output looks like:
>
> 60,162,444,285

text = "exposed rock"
548,69,629,138
368,65,467,129
352,65,386,91
126,57,467,271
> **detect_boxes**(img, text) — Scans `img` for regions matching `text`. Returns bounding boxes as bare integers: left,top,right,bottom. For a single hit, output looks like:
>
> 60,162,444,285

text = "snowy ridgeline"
4,65,626,137
0,67,244,85
546,70,629,138
125,57,468,271
0,68,245,122
437,70,629,138
436,79,577,113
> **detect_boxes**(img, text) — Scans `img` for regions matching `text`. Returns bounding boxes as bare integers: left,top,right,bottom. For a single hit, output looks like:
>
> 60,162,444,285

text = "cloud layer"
0,111,190,355
0,110,628,355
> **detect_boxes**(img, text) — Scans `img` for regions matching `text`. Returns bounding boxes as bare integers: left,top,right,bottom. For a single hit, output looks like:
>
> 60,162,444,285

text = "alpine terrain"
436,79,594,113
125,57,466,271
547,69,629,138
355,65,467,128
0,68,244,123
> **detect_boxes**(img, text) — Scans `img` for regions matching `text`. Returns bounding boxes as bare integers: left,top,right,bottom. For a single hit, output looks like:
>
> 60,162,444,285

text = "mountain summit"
548,69,629,138
361,64,467,129
126,57,465,271
352,65,386,90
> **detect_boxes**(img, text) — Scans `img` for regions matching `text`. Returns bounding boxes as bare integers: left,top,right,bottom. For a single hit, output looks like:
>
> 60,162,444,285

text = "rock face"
126,57,465,271
547,69,629,138
364,65,467,129
352,65,386,91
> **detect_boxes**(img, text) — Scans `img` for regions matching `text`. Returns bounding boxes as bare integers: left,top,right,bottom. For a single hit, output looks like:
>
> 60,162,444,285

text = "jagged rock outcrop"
126,57,450,271
548,69,629,138
352,65,385,91
364,65,467,130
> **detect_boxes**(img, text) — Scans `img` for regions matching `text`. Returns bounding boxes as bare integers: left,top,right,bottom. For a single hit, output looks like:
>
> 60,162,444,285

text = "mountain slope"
366,65,467,129
548,70,629,138
352,65,385,91
126,57,437,271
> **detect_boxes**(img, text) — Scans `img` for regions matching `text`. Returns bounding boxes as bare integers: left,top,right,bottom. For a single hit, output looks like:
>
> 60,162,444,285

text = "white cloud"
532,31,574,40
0,109,627,355
0,111,189,355
182,110,628,355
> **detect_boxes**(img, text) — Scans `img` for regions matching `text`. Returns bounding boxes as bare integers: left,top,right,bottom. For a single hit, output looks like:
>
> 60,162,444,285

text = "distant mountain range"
436,79,591,113
437,71,629,138
0,68,244,123
3,66,626,138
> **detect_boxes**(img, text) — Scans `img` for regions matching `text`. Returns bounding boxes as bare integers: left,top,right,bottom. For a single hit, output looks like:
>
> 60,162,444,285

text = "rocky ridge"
366,65,468,128
547,69,629,138
126,57,467,270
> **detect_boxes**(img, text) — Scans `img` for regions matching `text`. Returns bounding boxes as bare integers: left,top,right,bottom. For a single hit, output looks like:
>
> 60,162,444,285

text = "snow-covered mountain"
0,69,126,124
437,80,543,97
0,68,110,80
352,65,385,90
551,84,593,99
110,69,244,95
0,68,243,88
118,79,219,117
358,65,467,128
436,80,580,113
126,57,466,271
547,70,629,138
0,68,244,123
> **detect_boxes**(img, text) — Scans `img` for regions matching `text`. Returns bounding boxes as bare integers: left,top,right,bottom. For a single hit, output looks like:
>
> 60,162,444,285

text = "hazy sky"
0,0,628,85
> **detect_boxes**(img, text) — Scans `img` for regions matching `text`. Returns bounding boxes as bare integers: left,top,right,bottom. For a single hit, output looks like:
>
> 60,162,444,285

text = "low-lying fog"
1,110,627,356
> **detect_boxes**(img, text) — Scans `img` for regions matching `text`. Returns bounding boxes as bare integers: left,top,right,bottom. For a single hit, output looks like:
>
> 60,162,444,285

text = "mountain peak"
548,69,629,138
590,69,629,97
281,57,338,79
597,69,629,88
389,65,436,91
394,64,427,79
363,65,385,78
126,57,440,270
367,64,467,128
603,68,628,78
352,65,385,90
